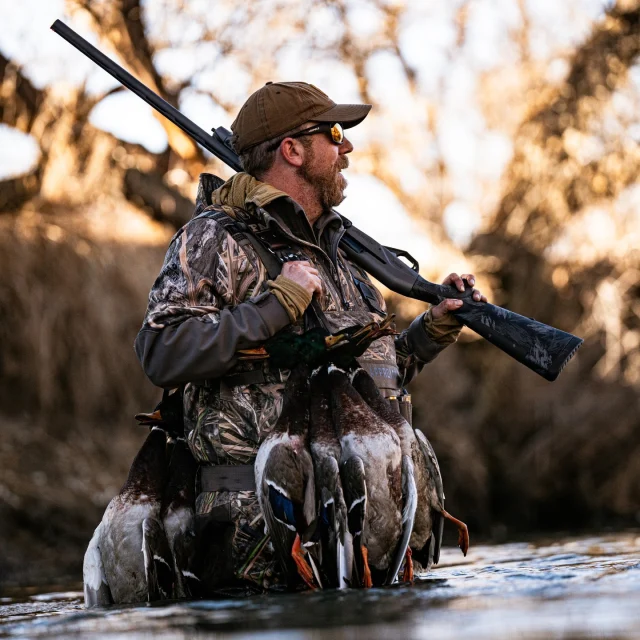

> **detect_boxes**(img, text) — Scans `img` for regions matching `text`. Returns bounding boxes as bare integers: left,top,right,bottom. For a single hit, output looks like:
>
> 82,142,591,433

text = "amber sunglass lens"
330,123,344,144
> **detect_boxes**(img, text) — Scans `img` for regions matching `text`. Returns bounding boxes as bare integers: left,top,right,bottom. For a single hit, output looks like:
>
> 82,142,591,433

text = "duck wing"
170,525,199,599
313,456,351,589
414,428,445,565
162,438,199,599
142,517,174,601
309,368,350,589
385,455,418,584
83,522,113,608
340,455,370,588
256,439,317,587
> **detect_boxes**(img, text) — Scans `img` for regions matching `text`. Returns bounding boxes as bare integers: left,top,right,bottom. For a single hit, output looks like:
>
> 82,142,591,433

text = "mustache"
336,156,349,171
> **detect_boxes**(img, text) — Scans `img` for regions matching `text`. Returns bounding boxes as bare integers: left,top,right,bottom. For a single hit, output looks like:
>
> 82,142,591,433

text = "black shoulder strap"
195,206,282,279
194,206,328,330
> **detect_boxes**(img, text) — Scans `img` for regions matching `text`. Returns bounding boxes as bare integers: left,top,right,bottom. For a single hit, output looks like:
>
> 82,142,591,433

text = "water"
1,533,640,639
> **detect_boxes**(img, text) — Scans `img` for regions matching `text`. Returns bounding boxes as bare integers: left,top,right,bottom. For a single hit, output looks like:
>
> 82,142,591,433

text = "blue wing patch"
269,485,296,527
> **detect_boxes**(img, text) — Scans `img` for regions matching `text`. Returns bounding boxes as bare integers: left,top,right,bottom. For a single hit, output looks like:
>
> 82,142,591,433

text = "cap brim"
313,103,372,129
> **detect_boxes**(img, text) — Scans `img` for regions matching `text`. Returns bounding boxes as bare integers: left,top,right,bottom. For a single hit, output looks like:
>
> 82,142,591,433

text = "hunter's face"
297,131,353,210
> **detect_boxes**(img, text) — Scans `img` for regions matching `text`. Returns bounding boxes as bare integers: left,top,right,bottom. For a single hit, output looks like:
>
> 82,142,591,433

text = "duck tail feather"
432,509,445,565
83,524,113,608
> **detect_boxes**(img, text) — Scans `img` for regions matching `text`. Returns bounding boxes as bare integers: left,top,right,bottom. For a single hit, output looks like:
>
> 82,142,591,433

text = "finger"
471,288,487,302
442,272,458,286
461,274,476,287
305,267,320,275
452,275,465,292
445,298,464,310
431,298,463,319
444,272,465,291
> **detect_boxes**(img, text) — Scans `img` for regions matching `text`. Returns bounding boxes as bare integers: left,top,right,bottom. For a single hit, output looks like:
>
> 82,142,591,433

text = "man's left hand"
431,273,487,320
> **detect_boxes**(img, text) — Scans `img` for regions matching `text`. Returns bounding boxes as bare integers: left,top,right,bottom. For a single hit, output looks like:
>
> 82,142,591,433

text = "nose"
339,136,353,154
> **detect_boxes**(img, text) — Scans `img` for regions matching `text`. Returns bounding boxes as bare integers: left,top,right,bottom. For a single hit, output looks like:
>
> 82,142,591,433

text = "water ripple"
1,532,640,639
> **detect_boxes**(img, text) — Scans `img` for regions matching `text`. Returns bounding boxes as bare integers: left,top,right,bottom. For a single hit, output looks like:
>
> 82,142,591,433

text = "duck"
161,436,200,599
350,368,469,571
254,364,319,590
412,426,469,568
327,365,403,587
83,426,173,606
249,317,397,590
308,366,351,589
350,367,418,584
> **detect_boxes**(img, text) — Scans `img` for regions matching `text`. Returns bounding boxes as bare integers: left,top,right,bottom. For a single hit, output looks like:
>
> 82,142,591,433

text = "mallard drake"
350,368,418,584
327,365,403,587
254,365,318,590
308,366,351,589
351,367,469,571
83,426,173,606
161,437,199,599
249,318,397,590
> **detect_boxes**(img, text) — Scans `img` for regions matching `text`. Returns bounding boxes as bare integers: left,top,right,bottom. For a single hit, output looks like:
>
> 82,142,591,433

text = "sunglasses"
268,122,345,151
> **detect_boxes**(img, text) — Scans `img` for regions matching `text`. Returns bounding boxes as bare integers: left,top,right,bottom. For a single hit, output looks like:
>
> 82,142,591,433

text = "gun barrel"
50,20,243,171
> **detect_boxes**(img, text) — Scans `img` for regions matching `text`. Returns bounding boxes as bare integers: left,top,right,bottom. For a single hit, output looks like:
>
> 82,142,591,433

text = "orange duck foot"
402,547,414,584
361,545,373,588
442,509,470,556
292,534,317,590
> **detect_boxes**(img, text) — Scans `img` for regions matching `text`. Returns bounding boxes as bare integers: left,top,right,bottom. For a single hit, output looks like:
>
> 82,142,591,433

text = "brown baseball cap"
231,81,372,153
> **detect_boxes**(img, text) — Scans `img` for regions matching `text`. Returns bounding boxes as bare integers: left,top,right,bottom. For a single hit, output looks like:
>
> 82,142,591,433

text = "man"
135,81,485,594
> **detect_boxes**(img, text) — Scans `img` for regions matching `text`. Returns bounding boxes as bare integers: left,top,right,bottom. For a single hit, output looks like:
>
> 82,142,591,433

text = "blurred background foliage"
1,0,640,586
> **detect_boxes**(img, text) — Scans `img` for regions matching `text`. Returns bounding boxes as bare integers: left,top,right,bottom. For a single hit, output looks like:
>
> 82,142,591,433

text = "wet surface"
1,532,639,639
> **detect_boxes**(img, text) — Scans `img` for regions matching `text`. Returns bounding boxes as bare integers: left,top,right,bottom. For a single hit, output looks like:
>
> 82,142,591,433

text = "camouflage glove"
267,275,313,323
423,307,463,346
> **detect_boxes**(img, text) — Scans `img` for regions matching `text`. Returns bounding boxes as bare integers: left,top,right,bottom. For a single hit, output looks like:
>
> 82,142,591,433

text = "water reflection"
1,533,639,639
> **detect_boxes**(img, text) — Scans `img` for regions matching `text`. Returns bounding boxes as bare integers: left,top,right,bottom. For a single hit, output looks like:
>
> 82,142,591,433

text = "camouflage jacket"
134,173,450,591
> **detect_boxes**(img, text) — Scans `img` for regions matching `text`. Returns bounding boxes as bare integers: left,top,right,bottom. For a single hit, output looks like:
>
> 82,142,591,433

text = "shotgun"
51,19,582,381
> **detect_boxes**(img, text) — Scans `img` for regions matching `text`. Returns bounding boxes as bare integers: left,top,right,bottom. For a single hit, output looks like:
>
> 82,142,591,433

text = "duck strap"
194,206,329,331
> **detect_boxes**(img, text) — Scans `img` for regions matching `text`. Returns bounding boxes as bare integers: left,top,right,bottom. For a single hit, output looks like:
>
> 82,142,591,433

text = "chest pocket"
347,266,386,316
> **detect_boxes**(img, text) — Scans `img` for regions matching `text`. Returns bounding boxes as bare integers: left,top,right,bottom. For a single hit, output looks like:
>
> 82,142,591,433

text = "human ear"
280,138,305,167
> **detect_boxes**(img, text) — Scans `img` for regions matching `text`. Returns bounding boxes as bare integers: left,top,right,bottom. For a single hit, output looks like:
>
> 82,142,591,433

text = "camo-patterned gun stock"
340,219,583,382
413,280,582,381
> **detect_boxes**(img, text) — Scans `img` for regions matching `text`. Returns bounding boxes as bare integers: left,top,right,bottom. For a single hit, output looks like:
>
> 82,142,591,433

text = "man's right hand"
281,260,322,297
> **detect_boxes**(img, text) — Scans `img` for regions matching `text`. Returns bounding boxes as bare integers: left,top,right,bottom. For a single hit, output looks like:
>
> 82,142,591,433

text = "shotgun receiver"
51,19,582,381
